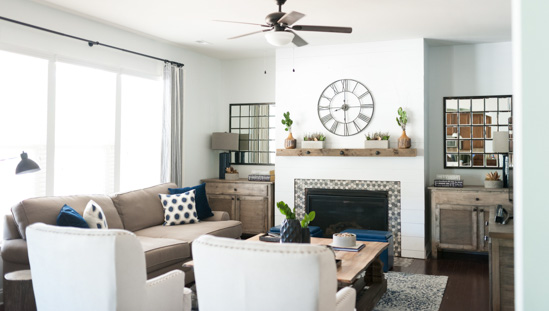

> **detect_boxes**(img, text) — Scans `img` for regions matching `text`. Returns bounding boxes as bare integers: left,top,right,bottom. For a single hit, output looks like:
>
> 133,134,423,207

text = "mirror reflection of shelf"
444,96,513,169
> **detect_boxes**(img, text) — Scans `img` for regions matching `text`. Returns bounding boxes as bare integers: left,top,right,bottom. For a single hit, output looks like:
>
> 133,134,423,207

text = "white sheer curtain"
161,63,184,186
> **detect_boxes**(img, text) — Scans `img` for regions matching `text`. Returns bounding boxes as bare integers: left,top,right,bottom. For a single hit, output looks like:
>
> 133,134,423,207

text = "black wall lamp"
1,152,41,175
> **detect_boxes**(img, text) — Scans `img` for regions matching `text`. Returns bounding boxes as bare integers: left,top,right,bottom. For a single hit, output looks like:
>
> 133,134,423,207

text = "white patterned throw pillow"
83,200,108,229
159,190,199,226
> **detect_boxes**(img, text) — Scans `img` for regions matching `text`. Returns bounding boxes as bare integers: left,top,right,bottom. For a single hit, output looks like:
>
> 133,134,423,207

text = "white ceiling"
37,0,512,59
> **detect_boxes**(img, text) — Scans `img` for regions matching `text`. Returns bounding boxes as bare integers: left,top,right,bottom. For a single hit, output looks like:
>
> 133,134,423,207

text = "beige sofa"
1,183,242,284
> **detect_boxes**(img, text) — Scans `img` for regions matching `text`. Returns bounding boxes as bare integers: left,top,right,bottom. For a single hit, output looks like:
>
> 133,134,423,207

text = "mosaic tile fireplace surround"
294,178,402,256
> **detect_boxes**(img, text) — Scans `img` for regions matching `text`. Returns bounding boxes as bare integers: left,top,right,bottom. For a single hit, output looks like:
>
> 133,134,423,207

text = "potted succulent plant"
281,112,296,149
302,133,326,149
276,201,316,243
364,132,390,149
396,107,411,149
484,171,503,188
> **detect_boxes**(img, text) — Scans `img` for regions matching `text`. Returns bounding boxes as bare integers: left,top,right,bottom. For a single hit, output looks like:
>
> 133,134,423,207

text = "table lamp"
493,131,510,188
211,133,239,179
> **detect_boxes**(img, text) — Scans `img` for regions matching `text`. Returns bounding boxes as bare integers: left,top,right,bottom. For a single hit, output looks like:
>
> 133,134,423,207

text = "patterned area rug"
393,257,414,268
374,272,448,311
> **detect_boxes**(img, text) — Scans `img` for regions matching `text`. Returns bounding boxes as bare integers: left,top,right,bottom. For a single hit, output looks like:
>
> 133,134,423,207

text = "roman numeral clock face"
318,79,374,136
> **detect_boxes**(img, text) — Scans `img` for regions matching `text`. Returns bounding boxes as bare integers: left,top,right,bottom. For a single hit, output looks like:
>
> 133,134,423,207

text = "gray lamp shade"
493,132,510,153
16,152,41,175
211,133,240,151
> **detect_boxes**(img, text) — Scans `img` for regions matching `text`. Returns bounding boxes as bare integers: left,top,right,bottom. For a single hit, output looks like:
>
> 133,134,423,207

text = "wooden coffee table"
247,235,389,311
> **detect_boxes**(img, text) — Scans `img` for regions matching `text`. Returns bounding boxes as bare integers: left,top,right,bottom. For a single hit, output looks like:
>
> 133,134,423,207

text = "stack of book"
330,243,365,252
434,174,463,188
248,170,275,182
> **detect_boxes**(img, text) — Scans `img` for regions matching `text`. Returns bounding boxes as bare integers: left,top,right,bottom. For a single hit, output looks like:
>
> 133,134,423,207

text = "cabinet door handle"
479,208,484,213
485,221,489,226
473,207,478,212
484,236,489,241
475,198,480,201
236,197,240,201
231,197,234,201
306,150,311,154
234,188,237,191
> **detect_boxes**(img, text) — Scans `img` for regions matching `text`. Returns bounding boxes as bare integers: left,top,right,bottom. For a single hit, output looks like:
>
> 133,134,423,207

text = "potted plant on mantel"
364,132,390,149
302,133,326,149
396,107,411,149
281,112,296,149
277,201,316,243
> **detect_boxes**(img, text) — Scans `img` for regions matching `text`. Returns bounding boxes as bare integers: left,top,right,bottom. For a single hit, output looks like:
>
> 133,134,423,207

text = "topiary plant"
281,112,293,132
396,107,408,131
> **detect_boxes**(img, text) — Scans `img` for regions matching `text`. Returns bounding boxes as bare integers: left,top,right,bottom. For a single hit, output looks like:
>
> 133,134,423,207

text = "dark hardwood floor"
394,251,490,311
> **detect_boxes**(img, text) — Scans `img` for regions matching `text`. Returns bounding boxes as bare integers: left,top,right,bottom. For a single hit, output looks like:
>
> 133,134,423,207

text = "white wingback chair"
192,235,356,311
26,223,191,311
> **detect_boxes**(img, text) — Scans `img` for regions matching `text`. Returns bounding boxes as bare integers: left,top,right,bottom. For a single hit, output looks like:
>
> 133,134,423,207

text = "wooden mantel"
276,148,417,157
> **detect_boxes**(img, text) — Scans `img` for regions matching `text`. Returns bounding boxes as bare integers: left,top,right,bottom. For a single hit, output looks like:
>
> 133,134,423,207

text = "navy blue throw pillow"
169,183,214,220
56,204,89,228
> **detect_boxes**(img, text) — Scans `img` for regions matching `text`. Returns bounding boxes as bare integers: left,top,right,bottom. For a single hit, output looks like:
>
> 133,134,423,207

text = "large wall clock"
317,79,374,136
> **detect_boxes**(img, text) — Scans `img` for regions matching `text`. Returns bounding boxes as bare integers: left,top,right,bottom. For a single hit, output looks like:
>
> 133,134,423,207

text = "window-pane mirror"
229,103,275,165
444,95,512,169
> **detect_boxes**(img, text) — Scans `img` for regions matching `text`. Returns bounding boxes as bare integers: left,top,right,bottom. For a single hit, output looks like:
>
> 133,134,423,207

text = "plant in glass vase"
281,112,296,149
396,107,411,149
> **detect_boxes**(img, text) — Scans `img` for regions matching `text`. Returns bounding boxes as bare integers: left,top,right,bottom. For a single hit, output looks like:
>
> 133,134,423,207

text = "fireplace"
294,178,402,256
305,188,389,238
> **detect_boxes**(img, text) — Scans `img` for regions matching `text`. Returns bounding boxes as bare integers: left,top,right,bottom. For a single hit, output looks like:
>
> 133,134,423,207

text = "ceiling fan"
216,0,352,47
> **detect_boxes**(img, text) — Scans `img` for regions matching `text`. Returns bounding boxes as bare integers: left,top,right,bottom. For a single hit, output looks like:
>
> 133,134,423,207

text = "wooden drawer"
432,190,509,205
206,182,268,196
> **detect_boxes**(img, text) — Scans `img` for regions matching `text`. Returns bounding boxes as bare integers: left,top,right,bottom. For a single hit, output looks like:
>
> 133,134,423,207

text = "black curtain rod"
0,16,184,67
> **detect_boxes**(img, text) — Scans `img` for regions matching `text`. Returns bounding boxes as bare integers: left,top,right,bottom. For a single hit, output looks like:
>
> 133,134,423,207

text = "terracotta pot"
284,132,297,149
398,130,411,149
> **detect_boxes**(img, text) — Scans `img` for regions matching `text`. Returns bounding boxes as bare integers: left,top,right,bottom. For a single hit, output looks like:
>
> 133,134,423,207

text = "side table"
4,270,37,311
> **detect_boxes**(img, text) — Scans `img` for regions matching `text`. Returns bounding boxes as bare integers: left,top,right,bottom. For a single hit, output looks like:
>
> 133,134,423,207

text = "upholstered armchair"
26,223,191,311
192,235,356,311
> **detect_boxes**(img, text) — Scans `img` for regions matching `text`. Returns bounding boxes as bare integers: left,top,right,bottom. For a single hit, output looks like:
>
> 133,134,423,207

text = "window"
444,96,513,168
0,49,164,236
0,50,48,223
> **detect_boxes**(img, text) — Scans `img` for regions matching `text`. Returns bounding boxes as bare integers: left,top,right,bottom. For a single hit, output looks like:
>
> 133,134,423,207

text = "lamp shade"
211,133,239,151
16,152,41,175
265,31,295,46
493,131,510,153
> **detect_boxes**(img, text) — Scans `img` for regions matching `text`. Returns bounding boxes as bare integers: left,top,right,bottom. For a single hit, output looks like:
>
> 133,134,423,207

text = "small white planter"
302,141,325,149
364,140,390,149
224,173,239,180
484,180,503,189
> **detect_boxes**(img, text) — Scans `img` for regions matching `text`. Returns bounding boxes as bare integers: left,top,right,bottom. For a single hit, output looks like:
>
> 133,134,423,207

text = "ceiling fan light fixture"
265,31,294,46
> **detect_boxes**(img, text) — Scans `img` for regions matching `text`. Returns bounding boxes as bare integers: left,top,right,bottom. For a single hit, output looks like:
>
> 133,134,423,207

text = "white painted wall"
512,0,549,309
0,0,223,188
213,57,276,178
275,39,427,258
0,0,223,299
427,42,513,185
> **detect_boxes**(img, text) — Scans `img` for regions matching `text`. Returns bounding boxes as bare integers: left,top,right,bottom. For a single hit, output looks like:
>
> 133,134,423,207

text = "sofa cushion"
111,183,177,232
136,236,190,273
169,183,214,220
11,195,123,240
56,204,89,228
83,200,108,229
159,191,199,226
134,220,242,255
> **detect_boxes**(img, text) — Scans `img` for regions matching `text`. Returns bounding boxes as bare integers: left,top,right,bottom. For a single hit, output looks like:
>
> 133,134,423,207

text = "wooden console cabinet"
489,209,514,311
202,178,274,235
428,186,512,259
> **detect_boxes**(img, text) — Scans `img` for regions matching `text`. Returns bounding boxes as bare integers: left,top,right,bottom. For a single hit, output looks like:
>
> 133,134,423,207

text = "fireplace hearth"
305,188,389,238
294,178,402,256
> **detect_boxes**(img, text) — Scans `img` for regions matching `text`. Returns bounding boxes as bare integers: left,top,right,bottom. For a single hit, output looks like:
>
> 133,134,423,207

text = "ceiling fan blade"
228,29,271,40
288,30,308,47
291,25,352,33
277,11,305,26
214,20,270,28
